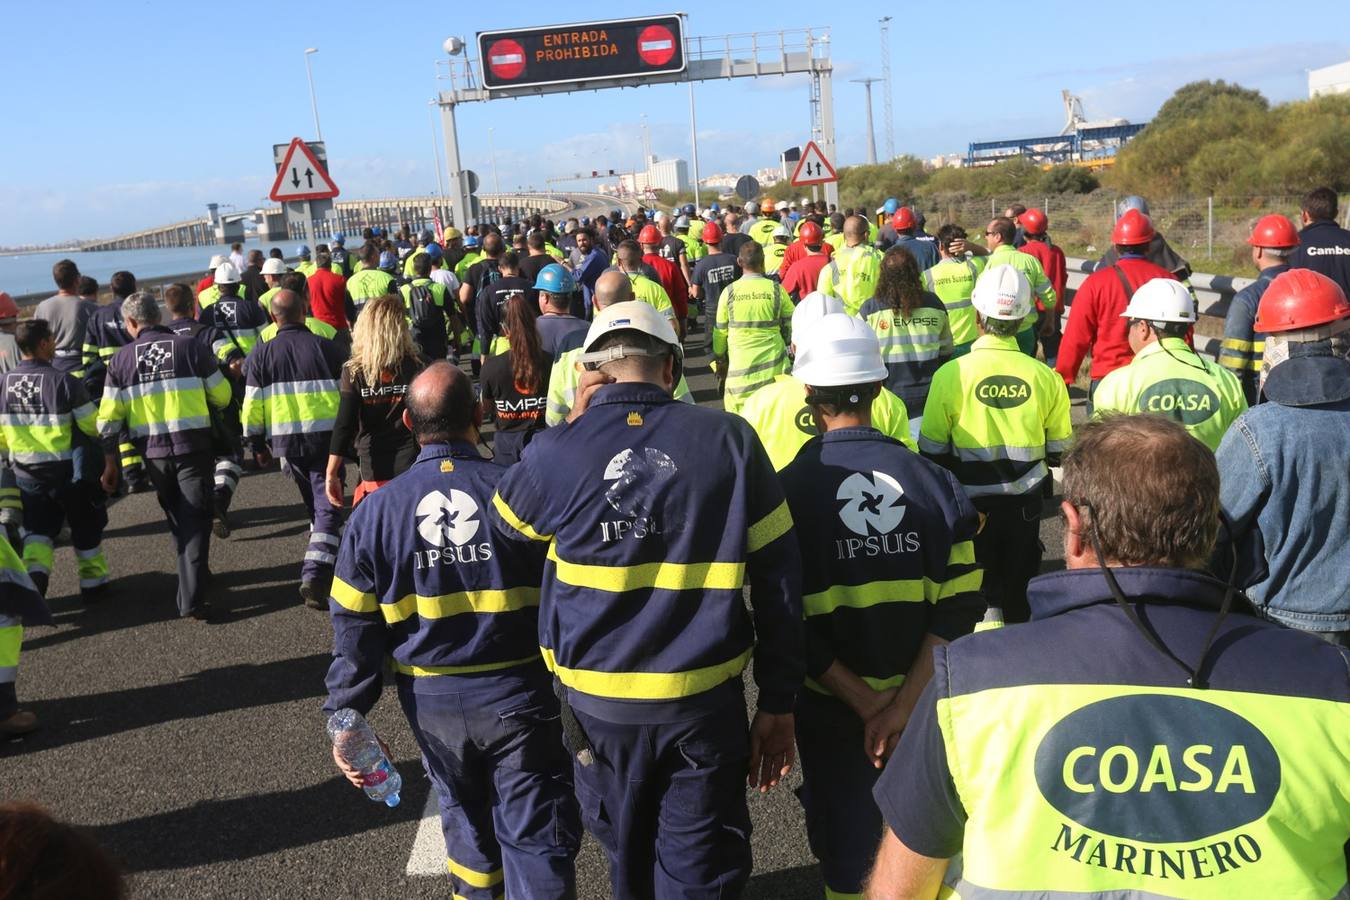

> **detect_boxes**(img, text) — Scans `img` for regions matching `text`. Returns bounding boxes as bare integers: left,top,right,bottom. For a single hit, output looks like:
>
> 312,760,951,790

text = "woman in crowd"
479,293,550,466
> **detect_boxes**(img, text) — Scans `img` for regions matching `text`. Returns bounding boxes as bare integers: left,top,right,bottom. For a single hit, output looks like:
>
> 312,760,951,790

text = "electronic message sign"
478,15,686,90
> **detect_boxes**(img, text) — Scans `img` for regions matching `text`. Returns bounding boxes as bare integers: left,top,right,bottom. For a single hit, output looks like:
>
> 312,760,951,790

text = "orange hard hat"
638,224,662,245
891,207,916,231
1247,214,1300,249
1111,208,1155,246
0,291,16,320
1020,207,1048,235
799,221,823,244
701,222,724,244
1255,269,1350,334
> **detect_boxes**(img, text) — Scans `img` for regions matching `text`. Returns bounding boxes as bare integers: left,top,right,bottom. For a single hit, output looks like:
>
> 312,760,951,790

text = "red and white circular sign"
487,39,526,80
637,25,676,66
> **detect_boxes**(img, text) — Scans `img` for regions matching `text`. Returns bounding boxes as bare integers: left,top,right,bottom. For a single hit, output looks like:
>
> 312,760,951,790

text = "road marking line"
405,792,444,876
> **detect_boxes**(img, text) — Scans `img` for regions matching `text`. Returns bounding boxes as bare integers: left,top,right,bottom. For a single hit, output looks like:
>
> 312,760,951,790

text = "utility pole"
852,78,881,165
303,48,322,142
878,18,894,162
688,81,702,208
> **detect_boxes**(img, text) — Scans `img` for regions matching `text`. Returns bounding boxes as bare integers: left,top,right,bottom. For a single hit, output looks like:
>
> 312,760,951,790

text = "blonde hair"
347,293,420,384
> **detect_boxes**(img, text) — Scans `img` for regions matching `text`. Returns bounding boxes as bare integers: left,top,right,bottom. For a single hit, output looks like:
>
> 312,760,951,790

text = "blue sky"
1,0,1347,245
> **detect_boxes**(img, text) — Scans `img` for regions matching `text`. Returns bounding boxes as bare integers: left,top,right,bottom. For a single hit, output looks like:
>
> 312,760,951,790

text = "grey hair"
122,291,162,325
980,314,1023,337
1260,246,1292,260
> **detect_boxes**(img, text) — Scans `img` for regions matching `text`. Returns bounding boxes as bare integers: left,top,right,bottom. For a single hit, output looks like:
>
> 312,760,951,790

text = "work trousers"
146,452,213,617
571,703,753,900
974,495,1044,624
17,475,109,597
282,451,342,584
0,613,19,720
795,690,881,899
397,669,580,900
117,426,148,489
0,464,21,541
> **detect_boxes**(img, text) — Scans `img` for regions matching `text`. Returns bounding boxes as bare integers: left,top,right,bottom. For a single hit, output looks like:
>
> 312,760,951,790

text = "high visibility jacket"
1093,337,1247,451
987,245,1053,335
294,260,317,277
919,334,1072,507
544,242,564,261
259,317,338,343
713,274,793,414
167,317,242,368
96,325,232,459
1056,254,1178,384
324,441,550,713
454,251,481,282
81,303,133,398
626,273,678,327
260,286,281,316
0,359,98,481
825,233,846,252
874,567,1350,900
399,278,451,356
736,373,915,470
749,217,780,247
678,231,705,262
0,532,49,702
199,292,268,358
765,241,788,275
817,244,883,316
1221,265,1287,406
543,333,693,427
858,293,954,413
780,428,983,696
241,324,343,460
490,382,804,722
197,282,250,310
402,247,428,278
347,269,397,313
924,256,986,347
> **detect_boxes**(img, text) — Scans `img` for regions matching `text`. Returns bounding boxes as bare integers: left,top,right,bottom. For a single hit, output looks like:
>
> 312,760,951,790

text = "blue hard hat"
1117,195,1150,218
333,232,346,245
710,202,721,212
883,198,899,215
371,226,383,237
297,244,311,258
425,243,443,261
682,203,696,216
465,235,481,248
378,250,398,270
533,263,576,295
580,215,591,226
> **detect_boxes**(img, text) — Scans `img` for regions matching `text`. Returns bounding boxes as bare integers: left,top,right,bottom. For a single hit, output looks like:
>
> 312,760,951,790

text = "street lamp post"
488,126,502,198
428,99,446,216
303,48,323,142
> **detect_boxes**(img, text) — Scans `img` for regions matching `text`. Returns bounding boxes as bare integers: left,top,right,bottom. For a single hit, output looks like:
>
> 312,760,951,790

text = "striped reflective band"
1221,337,1264,352
954,444,1051,463
804,578,928,616
805,672,905,695
380,587,540,624
963,463,1049,498
391,655,538,678
541,645,752,700
727,353,787,379
748,500,792,553
918,434,949,455
271,419,337,435
547,544,744,592
128,417,210,438
0,413,65,428
330,577,377,613
491,493,552,542
727,320,783,329
446,858,504,889
269,378,339,397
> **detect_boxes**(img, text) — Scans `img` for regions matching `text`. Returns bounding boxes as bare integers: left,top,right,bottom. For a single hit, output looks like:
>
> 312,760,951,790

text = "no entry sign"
478,15,687,90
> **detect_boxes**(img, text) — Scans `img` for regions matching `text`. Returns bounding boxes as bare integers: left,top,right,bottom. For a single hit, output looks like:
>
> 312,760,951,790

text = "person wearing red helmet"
690,222,741,336
1017,208,1068,364
781,216,834,276
1220,214,1299,404
880,208,939,271
1216,269,1350,646
1055,209,1179,403
1096,196,1193,281
780,220,834,301
638,224,689,339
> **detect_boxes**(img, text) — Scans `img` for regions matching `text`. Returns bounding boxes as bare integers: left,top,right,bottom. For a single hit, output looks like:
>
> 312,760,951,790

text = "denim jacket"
1214,342,1350,632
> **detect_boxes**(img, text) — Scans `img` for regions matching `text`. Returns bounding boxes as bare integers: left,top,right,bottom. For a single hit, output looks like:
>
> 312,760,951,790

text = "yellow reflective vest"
817,244,883,316
713,275,793,414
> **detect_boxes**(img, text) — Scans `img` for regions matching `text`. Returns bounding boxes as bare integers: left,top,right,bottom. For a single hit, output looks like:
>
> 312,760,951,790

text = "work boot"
187,601,217,622
213,499,232,539
299,579,329,611
0,709,38,737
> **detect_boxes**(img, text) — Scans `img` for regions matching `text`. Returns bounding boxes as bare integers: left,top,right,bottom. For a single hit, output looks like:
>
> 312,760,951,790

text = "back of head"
122,291,162,326
1301,186,1338,223
936,224,966,255
110,271,137,300
1062,415,1219,568
593,270,634,310
350,293,418,384
737,241,765,274
270,289,305,325
363,243,382,266
316,250,332,269
0,802,127,900
281,272,308,295
52,259,80,292
988,217,1016,245
16,319,52,357
163,283,194,319
616,240,643,270
499,250,520,274
406,361,475,444
483,232,504,258
78,275,98,299
843,215,868,242
413,252,432,278
527,232,545,252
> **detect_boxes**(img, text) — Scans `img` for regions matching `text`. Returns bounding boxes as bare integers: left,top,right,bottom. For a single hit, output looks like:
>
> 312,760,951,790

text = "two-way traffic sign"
790,140,838,187
269,137,340,202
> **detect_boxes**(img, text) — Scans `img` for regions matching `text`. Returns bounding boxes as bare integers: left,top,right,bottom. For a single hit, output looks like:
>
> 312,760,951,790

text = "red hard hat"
1246,214,1300,249
701,222,723,244
1255,269,1350,334
1111,208,1155,246
891,207,916,230
799,221,823,244
0,291,16,320
1020,208,1048,235
637,224,662,245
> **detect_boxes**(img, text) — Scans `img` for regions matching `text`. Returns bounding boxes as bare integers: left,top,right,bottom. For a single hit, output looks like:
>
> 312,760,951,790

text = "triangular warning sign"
269,138,340,202
790,140,838,187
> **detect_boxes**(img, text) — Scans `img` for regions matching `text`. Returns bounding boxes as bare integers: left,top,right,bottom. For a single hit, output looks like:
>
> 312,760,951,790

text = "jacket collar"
972,333,1021,351
1255,264,1289,284
415,441,484,464
136,325,174,340
15,357,51,371
1028,567,1233,619
820,426,892,445
1263,349,1350,407
1133,336,1191,361
590,382,675,407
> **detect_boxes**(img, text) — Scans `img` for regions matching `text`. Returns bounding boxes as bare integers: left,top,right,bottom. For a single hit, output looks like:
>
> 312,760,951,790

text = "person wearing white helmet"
918,264,1071,624
764,224,794,276
739,200,762,236
778,311,984,899
1091,279,1246,451
738,291,915,469
258,257,290,313
490,299,804,900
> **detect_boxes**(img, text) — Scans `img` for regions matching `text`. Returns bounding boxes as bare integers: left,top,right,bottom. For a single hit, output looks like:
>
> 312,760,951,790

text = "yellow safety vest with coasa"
713,274,793,414
817,244,883,316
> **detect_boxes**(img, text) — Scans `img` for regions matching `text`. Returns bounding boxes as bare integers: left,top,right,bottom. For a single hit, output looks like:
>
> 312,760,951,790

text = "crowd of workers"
1,183,1348,900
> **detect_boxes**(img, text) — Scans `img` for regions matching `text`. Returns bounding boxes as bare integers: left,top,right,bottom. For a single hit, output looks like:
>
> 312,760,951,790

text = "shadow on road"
745,864,824,897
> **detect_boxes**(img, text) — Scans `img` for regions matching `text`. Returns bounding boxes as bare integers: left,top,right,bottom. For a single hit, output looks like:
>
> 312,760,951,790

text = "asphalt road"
3,331,1080,899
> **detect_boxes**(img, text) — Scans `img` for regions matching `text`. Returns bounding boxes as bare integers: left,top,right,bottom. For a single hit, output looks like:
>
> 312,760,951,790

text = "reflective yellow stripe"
747,499,792,553
381,587,540,624
446,858,504,888
1221,337,1264,352
825,888,864,900
948,540,976,566
330,577,377,613
548,544,744,592
491,492,552,542
935,568,984,601
542,645,751,700
804,578,927,616
392,655,539,677
805,672,905,695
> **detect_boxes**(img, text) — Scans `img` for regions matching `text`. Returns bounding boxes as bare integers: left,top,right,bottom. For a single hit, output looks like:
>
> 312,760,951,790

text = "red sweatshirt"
642,252,688,319
1055,255,1177,384
780,238,833,276
1020,240,1067,313
307,268,350,331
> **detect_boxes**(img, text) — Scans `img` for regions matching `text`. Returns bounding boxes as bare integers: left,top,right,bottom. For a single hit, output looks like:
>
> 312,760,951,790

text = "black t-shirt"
721,231,752,261
659,236,687,268
692,252,741,312
330,356,423,482
518,253,554,287
475,276,532,346
463,257,503,298
480,350,550,437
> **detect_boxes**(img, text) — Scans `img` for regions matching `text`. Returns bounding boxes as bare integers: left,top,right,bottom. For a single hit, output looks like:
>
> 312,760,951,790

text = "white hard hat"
1120,278,1196,324
775,200,789,212
793,313,888,387
745,201,760,214
581,300,683,367
213,262,241,285
773,224,792,239
208,254,227,269
788,200,799,209
261,258,287,276
971,264,1032,321
654,211,670,224
791,291,845,347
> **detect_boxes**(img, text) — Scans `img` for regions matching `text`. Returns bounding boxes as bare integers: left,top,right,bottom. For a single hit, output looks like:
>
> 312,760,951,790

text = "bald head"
594,271,635,310
843,215,868,244
270,289,305,324
404,361,477,446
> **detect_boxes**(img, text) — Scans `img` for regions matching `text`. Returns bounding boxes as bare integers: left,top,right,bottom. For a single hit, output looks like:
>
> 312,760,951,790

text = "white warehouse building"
1309,61,1350,97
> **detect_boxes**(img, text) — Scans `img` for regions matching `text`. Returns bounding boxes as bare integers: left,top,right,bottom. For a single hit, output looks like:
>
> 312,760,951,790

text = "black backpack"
406,283,446,353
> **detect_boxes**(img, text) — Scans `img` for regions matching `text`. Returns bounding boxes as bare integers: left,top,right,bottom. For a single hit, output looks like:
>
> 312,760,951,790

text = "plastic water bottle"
327,708,402,808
